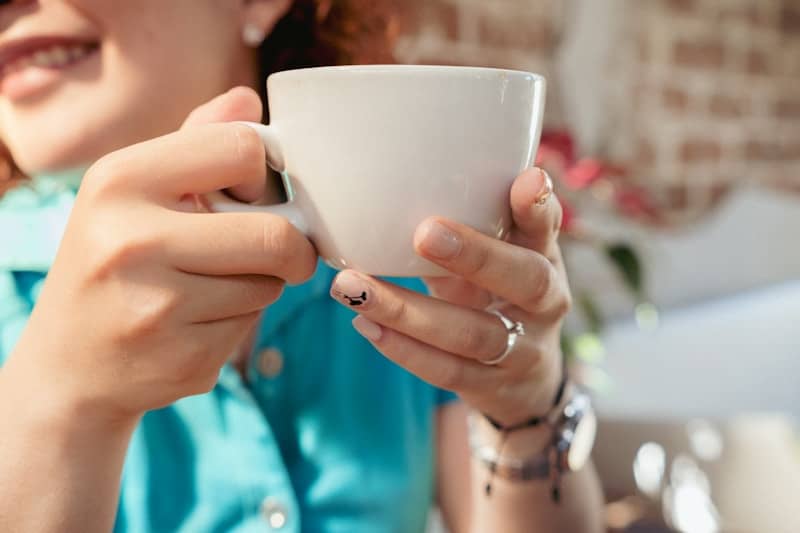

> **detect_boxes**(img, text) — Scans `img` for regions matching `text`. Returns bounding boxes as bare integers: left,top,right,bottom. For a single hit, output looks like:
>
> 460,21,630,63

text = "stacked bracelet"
468,365,568,499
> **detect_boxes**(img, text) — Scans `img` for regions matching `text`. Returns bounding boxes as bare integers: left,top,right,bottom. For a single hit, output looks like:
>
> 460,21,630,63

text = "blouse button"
260,497,288,529
257,348,284,378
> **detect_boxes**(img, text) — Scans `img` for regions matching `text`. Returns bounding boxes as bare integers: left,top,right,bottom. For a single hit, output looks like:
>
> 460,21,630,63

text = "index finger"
87,122,266,204
181,86,262,130
181,87,267,202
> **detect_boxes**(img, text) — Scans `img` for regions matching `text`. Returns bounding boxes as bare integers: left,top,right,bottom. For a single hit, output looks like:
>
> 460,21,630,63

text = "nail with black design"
331,271,372,310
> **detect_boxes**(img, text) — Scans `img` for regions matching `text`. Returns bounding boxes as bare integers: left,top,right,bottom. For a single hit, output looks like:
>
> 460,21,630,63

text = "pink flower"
537,130,608,190
539,130,576,165
562,159,606,190
613,187,661,223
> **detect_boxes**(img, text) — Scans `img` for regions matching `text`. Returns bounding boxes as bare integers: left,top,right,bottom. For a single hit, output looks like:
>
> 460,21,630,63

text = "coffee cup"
213,65,546,277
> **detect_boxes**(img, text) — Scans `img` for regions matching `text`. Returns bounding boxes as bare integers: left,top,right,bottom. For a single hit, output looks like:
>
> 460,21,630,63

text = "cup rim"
269,64,545,83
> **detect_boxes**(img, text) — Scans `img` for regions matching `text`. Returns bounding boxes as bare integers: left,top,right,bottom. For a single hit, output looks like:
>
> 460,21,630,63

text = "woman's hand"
330,167,568,425
5,88,317,424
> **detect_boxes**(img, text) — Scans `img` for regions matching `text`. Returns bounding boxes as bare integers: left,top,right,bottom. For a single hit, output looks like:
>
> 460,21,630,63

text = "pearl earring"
242,23,265,48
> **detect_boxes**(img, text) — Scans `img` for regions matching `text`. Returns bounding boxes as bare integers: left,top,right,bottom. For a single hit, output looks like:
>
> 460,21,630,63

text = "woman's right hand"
5,87,317,424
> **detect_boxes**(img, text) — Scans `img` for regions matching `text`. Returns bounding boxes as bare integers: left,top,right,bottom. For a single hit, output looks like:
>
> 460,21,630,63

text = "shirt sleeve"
436,388,461,406
0,271,42,366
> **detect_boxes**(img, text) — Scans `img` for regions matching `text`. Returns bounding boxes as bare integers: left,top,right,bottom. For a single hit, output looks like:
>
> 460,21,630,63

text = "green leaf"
605,243,643,298
577,292,605,334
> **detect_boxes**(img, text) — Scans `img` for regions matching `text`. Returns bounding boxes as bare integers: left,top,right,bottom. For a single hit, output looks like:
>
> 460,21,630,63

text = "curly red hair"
262,0,395,70
258,0,397,117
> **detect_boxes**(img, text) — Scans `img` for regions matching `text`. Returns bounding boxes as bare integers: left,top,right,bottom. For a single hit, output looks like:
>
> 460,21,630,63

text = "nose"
0,0,38,30
0,0,37,9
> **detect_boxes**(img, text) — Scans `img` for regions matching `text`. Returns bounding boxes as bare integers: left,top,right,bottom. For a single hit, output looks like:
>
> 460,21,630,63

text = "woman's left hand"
330,167,570,425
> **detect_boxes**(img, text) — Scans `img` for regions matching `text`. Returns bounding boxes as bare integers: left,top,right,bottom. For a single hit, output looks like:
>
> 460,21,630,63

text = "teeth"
6,43,93,72
31,50,51,66
50,46,69,65
68,45,88,60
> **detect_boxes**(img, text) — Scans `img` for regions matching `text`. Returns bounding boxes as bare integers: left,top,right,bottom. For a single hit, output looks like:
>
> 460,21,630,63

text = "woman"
0,1,604,532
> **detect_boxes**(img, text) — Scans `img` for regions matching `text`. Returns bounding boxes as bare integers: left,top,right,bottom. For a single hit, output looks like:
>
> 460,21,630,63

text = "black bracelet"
482,360,567,432
480,360,567,498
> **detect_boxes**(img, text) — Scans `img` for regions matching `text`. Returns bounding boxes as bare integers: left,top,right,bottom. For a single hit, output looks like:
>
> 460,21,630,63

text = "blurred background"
389,1,800,531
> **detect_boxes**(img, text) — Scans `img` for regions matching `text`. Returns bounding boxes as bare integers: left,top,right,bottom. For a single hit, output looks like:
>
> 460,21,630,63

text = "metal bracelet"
467,412,552,482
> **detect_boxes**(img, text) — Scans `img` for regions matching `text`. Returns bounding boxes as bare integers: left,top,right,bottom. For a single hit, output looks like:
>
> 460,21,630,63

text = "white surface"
630,188,800,308
567,187,800,315
596,281,800,420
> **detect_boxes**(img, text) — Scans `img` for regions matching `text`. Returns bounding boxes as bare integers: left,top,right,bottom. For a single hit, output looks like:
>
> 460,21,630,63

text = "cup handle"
208,122,309,235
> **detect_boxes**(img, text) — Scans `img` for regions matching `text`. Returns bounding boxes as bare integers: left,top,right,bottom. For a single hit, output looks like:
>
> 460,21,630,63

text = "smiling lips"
5,42,95,72
0,37,99,100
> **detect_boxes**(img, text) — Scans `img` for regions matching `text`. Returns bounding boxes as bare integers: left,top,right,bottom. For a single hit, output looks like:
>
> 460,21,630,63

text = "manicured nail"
534,169,554,206
418,220,462,260
352,316,382,342
331,271,371,308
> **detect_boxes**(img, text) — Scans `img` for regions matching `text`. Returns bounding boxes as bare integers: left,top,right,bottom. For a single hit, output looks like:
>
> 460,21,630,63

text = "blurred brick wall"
611,0,800,201
393,0,800,206
394,0,567,124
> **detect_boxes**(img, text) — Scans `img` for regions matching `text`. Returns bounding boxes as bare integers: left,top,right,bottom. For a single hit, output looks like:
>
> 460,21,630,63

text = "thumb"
181,86,263,129
181,86,266,204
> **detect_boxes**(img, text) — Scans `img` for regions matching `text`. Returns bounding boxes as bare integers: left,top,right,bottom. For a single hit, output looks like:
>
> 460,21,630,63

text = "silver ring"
482,310,526,366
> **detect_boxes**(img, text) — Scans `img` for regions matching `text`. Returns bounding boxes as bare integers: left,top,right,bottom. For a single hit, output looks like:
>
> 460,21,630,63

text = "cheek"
104,0,243,82
3,1,246,174
100,0,243,114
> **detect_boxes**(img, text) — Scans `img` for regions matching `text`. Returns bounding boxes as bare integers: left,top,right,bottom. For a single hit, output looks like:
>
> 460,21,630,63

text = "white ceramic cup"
213,65,546,277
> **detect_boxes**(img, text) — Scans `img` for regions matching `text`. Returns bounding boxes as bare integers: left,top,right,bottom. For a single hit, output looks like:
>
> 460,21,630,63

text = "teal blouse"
0,176,458,532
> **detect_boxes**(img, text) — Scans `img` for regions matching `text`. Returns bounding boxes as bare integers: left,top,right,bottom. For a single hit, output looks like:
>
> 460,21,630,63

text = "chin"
15,149,92,177
9,121,104,176
5,88,175,177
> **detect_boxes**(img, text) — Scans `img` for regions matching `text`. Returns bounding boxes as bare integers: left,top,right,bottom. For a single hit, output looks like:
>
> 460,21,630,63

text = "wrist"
469,381,597,501
470,355,566,458
523,352,563,417
2,350,141,442
481,351,563,428
471,411,552,458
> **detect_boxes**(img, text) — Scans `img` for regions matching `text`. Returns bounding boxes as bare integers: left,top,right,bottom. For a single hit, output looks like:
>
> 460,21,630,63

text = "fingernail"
353,316,382,342
534,169,554,207
418,220,462,260
331,271,372,309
